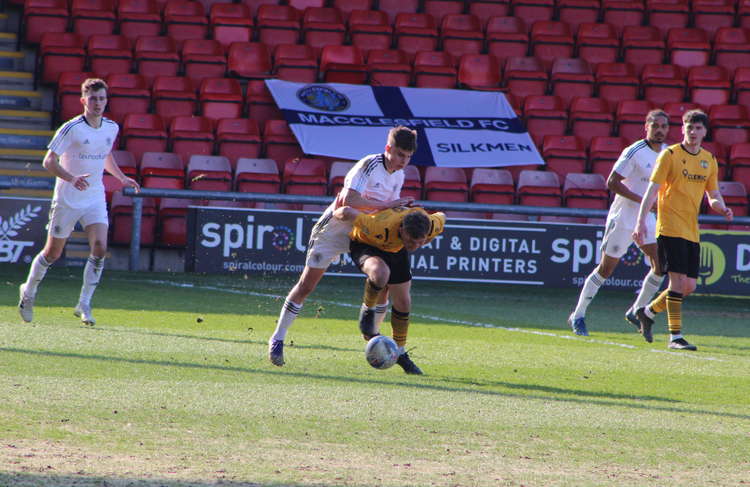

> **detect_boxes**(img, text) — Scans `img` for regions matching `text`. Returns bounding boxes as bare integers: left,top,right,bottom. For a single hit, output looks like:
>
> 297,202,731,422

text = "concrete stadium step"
0,108,51,129
0,13,9,32
0,32,17,51
0,148,46,163
0,127,53,151
0,70,34,91
0,167,54,198
0,88,43,110
0,49,25,71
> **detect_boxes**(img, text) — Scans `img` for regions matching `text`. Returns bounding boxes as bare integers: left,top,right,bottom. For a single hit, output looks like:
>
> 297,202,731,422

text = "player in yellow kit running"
334,206,446,374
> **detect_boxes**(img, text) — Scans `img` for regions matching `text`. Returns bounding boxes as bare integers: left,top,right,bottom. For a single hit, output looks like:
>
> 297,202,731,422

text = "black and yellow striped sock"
649,290,669,314
363,279,383,308
666,291,683,335
391,307,409,348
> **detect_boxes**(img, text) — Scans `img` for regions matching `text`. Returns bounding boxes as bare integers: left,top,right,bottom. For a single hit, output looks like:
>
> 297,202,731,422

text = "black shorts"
657,235,700,278
349,240,412,284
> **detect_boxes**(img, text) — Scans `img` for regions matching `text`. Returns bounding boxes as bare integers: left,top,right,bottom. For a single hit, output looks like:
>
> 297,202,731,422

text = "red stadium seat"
235,157,280,193
486,16,529,62
728,143,750,188
378,0,419,24
688,66,731,108
153,76,197,125
424,166,469,202
210,3,254,48
663,101,701,142
140,151,185,190
424,0,464,27
602,0,644,36
713,28,750,76
105,73,150,124
216,118,262,168
263,120,303,171
182,39,227,84
198,77,243,121
187,154,232,191
227,42,272,79
122,114,169,163
530,21,575,68
414,51,457,89
709,105,750,147
39,33,86,85
504,56,548,99
558,0,600,34
563,172,608,209
701,140,728,180
333,0,373,20
157,198,190,247
164,0,209,48
589,135,627,179
511,0,554,26
319,45,367,84
641,64,686,105
104,150,138,204
469,0,510,27
283,158,328,196
23,0,69,44
170,116,215,163
616,100,656,141
329,161,355,195
576,22,619,69
257,4,301,48
348,10,392,54
135,36,180,87
441,14,484,58
667,27,712,71
647,0,689,38
734,68,750,112
693,0,735,38
394,13,439,60
524,95,567,146
241,0,282,17
621,26,666,76
595,62,640,107
71,0,116,42
570,97,614,144
401,165,422,200
711,181,748,217
110,191,157,245
117,0,162,43
517,169,561,207
470,168,514,204
87,35,133,78
246,80,282,123
542,135,588,180
549,58,594,106
272,44,318,83
367,49,411,87
288,0,324,9
302,7,346,54
458,54,503,91
56,71,93,122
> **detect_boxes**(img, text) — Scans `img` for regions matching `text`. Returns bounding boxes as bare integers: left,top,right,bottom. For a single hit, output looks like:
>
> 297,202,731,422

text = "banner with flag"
265,79,544,168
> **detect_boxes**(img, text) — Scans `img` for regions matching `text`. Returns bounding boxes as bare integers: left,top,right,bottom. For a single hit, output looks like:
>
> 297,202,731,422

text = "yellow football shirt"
350,207,446,252
651,143,718,243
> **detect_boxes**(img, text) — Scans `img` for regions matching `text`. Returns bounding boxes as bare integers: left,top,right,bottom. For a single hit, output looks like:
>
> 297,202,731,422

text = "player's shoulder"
666,143,681,154
102,117,119,129
56,115,86,133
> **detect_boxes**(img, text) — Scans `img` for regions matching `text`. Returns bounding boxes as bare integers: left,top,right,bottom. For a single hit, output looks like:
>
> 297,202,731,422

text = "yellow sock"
666,291,683,334
650,290,669,314
391,307,409,348
363,279,383,308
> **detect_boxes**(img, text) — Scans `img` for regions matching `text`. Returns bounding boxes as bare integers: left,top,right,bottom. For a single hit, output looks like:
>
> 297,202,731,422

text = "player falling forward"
18,78,140,325
267,126,417,366
334,205,446,374
633,109,732,350
568,110,670,336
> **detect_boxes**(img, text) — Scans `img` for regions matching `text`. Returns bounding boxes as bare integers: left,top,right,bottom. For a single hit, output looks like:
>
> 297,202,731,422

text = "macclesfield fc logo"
297,85,350,112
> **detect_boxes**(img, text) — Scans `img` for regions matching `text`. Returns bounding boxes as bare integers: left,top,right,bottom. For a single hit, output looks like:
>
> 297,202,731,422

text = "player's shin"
271,299,302,342
23,253,51,296
666,291,683,336
631,270,665,312
79,255,104,306
391,307,409,348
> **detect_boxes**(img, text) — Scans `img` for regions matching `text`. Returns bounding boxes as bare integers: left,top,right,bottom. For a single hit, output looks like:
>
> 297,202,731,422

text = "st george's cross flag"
265,79,544,167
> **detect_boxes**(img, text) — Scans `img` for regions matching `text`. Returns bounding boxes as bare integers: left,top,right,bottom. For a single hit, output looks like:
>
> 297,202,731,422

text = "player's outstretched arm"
104,153,140,192
706,190,733,221
333,206,361,222
633,182,659,245
340,188,414,211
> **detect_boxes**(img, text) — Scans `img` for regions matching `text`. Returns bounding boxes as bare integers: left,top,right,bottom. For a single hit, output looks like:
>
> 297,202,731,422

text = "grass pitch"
0,265,749,487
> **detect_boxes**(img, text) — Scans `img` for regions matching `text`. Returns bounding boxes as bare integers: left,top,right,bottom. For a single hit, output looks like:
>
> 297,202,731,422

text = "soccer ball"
365,335,400,369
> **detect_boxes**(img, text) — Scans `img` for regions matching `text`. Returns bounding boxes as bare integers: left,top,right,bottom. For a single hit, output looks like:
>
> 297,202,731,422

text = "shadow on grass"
0,473,349,487
3,345,749,423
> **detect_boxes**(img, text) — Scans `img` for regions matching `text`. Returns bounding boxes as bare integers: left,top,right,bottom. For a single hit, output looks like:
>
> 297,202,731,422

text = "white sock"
79,255,104,306
374,302,389,327
670,333,683,341
572,270,605,318
644,306,656,319
271,299,302,342
631,270,665,312
23,253,51,297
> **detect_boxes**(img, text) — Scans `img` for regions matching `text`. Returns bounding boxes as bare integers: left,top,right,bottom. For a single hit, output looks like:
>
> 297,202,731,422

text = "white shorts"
48,201,108,239
601,213,656,258
304,213,351,269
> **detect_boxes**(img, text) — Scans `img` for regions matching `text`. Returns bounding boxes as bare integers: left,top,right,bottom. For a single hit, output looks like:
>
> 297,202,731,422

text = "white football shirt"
48,115,119,209
607,139,667,229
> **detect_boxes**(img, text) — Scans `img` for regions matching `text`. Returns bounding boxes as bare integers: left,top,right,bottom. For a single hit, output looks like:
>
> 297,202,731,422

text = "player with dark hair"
268,126,417,366
568,110,670,336
633,109,733,350
334,205,446,374
18,78,139,325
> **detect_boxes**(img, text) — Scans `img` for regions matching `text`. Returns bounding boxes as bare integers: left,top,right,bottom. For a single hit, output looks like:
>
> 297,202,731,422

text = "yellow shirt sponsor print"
350,207,446,253
651,143,719,243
